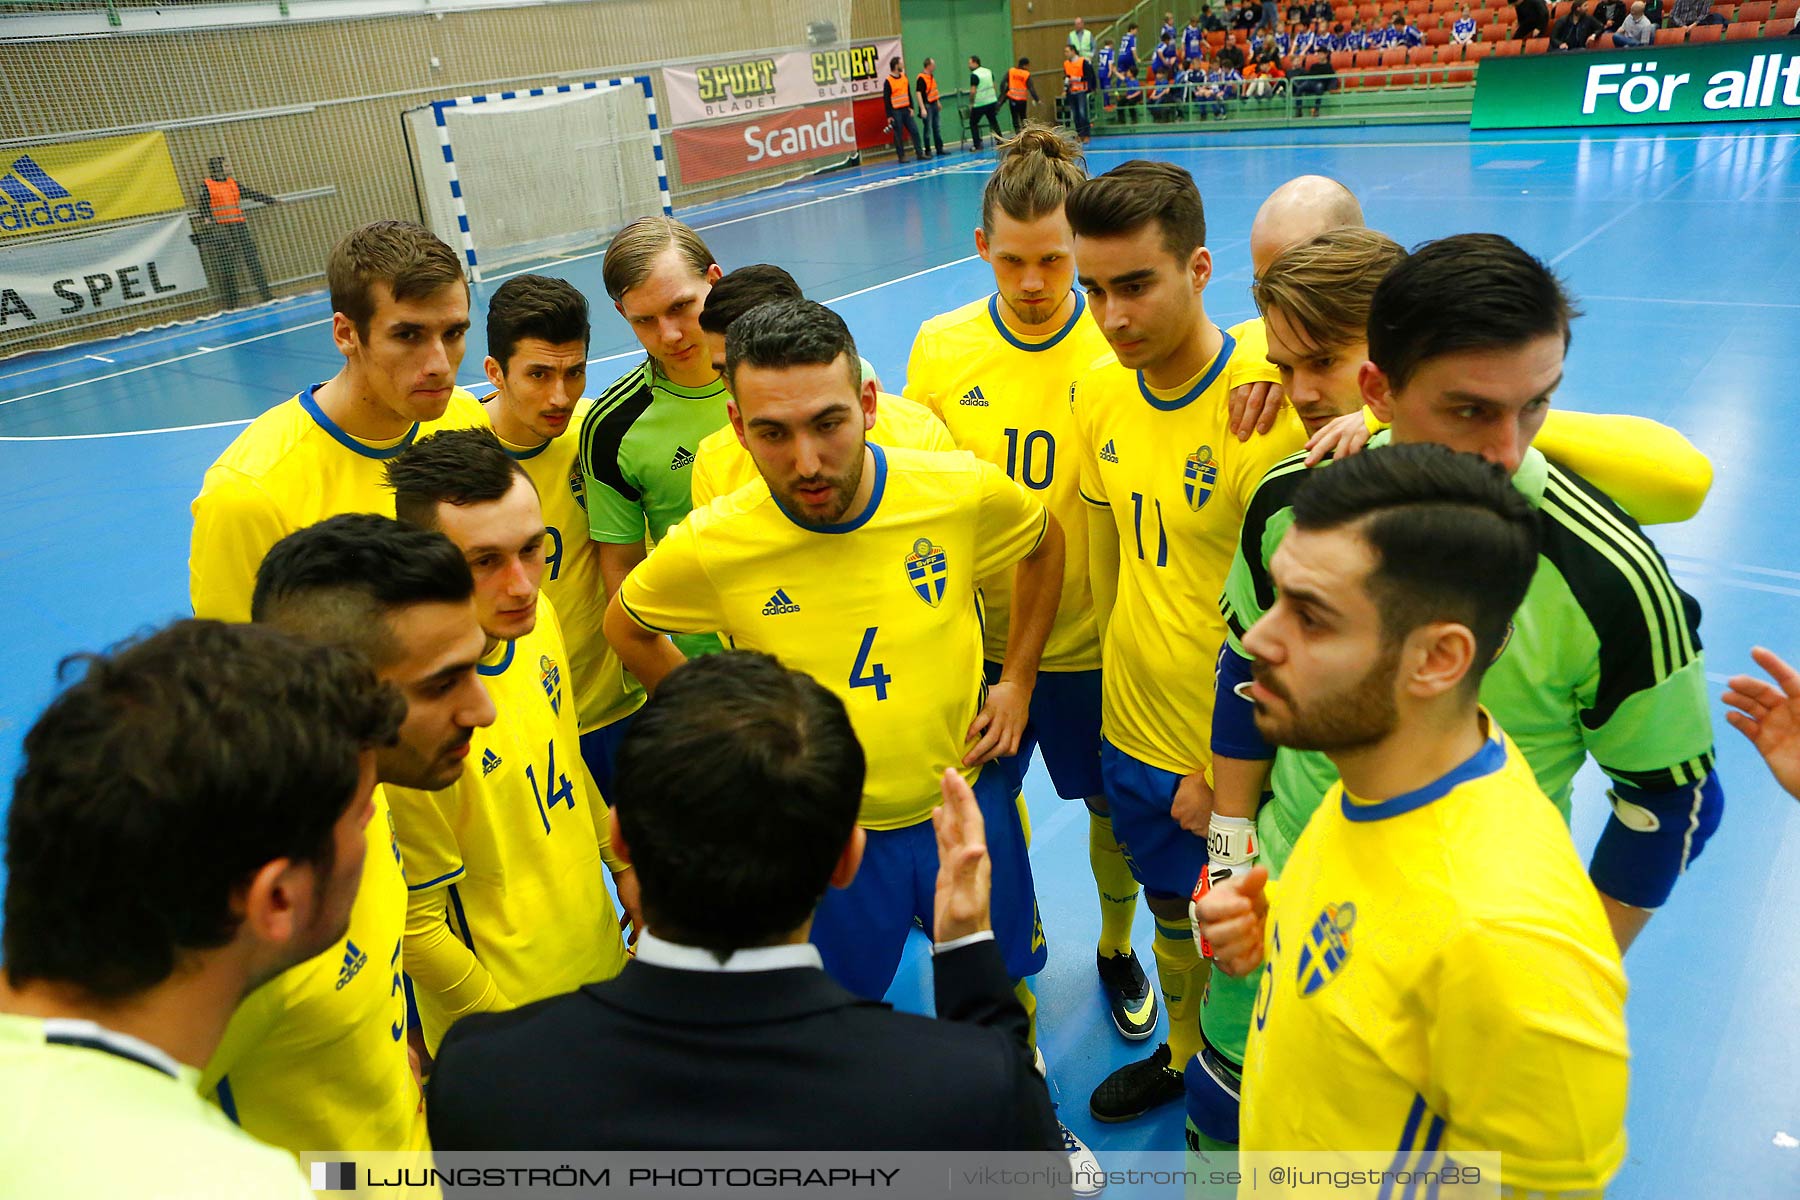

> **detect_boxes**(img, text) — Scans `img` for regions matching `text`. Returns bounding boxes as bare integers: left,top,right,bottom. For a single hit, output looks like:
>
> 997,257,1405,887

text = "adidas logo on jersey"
0,155,96,233
335,940,369,990
481,748,503,776
1099,439,1119,463
670,445,696,470
762,588,801,615
959,386,989,407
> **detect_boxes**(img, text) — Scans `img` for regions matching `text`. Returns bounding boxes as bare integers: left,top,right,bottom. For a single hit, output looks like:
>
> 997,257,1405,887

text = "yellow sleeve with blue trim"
1534,409,1711,525
972,457,1053,579
617,511,728,637
189,472,288,622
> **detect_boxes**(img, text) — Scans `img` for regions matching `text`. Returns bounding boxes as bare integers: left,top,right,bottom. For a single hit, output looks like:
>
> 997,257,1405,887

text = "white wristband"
1208,813,1258,866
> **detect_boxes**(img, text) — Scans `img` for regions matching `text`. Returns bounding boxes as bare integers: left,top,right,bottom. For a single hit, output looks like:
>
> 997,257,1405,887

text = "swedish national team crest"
540,655,563,716
568,463,587,510
905,537,948,608
1184,445,1218,511
1295,901,1356,996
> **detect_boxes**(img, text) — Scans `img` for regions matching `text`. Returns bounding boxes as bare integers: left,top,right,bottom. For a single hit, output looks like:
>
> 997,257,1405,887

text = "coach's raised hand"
932,767,993,946
1724,646,1800,801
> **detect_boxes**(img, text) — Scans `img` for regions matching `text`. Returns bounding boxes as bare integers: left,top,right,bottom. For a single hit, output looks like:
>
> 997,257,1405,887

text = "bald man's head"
1249,176,1365,275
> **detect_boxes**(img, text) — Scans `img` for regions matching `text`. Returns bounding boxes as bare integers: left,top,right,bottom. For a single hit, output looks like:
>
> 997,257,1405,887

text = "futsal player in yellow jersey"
1058,160,1296,1124
1195,446,1628,1197
190,221,487,621
385,430,630,1053
480,274,646,796
606,299,1064,1004
201,514,494,1156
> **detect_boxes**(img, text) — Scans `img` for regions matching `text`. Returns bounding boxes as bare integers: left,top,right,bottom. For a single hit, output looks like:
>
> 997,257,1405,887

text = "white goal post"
409,76,671,282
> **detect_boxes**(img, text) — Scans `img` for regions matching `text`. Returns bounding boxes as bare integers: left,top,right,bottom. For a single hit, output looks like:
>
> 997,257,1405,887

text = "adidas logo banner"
0,133,187,239
960,386,989,407
1099,439,1119,463
670,445,696,470
762,588,801,615
1,214,206,333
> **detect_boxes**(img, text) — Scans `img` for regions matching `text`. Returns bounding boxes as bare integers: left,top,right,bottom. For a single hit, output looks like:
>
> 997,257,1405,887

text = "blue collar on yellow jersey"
987,291,1088,353
1136,328,1237,412
483,392,553,460
300,383,421,460
477,638,517,677
1340,731,1506,822
773,442,889,535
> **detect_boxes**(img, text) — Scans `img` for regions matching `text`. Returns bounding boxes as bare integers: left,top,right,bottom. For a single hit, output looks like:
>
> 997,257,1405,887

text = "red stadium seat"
1462,40,1491,57
1738,0,1772,18
1525,35,1550,51
1710,4,1737,20
1409,44,1437,61
1769,16,1797,33
1447,63,1477,83
1382,47,1410,64
1725,20,1762,35
1206,30,1227,49
1654,26,1688,40
1339,68,1367,88
1493,36,1524,52
1482,22,1511,38
1427,24,1453,41
1689,22,1726,39
1777,0,1799,18
1331,49,1355,68
1551,0,1571,17
1358,4,1381,23
1355,48,1384,66
1390,67,1418,85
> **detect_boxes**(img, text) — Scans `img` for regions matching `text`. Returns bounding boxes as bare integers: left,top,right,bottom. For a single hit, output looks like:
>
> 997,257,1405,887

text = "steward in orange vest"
1005,59,1039,133
197,155,278,308
883,57,929,162
914,58,946,159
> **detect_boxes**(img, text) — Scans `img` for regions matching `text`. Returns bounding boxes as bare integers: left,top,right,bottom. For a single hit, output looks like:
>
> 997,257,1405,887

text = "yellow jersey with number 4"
1241,721,1629,1198
620,445,1050,830
905,292,1114,672
1072,320,1298,775
190,385,488,621
386,596,628,1052
491,397,643,734
199,785,423,1155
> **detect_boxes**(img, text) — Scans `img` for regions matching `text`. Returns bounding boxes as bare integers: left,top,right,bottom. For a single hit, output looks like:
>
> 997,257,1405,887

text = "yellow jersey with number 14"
689,392,955,508
905,292,1114,672
621,445,1050,830
199,784,422,1155
1241,721,1629,1197
386,596,628,1052
491,397,644,734
1072,320,1298,776
190,385,488,621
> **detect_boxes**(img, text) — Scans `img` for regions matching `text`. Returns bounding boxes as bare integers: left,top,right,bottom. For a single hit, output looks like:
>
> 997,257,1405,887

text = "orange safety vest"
204,177,244,224
1006,67,1032,101
1064,58,1089,93
886,74,912,109
919,70,940,104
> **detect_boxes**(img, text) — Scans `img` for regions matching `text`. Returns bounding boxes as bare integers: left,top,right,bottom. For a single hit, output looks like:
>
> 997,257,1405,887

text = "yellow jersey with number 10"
621,445,1050,830
1072,319,1298,776
491,396,644,734
190,385,488,621
1241,721,1629,1197
905,292,1114,672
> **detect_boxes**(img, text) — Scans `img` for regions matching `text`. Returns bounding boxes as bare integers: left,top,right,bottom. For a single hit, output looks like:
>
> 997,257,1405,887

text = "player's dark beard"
782,444,866,526
1251,642,1401,752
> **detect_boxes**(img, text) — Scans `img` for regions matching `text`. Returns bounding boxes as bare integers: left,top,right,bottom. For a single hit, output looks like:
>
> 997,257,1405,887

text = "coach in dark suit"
426,651,1061,1151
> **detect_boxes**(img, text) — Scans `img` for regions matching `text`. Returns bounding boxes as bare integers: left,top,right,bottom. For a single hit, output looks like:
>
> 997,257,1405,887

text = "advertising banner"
1472,41,1800,130
664,38,905,126
671,102,859,184
0,131,187,239
0,214,208,333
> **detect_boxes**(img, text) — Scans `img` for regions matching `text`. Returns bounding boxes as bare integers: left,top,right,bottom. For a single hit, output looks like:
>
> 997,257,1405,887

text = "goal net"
408,77,670,282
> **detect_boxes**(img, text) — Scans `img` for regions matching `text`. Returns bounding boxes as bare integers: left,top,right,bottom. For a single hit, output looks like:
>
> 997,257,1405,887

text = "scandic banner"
1472,41,1800,129
0,131,187,240
671,103,860,184
663,38,904,126
0,214,207,332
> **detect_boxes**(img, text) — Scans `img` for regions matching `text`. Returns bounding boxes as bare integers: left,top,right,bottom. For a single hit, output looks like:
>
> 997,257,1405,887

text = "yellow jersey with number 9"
620,445,1050,830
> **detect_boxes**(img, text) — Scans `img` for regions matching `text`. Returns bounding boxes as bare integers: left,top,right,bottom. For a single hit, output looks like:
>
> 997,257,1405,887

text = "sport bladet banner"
663,37,905,126
0,214,207,334
1472,40,1800,129
0,131,187,239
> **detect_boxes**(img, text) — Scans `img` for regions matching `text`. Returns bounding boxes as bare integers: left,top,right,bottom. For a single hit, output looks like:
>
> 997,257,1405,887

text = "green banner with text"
1472,41,1800,129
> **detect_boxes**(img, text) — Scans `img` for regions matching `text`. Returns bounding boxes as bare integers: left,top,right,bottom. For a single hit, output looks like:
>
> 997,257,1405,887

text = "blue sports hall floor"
2,122,1797,1197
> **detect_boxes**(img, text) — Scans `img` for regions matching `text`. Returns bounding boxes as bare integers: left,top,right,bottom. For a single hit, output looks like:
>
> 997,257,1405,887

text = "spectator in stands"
1329,20,1350,48
1453,5,1479,41
1288,3,1313,25
1237,1,1264,32
1148,66,1177,121
1514,0,1551,38
1313,0,1335,20
1097,38,1116,98
1153,32,1181,76
1119,64,1145,121
1390,12,1424,45
1292,53,1338,115
1346,18,1370,47
1594,0,1629,32
1614,0,1656,41
1670,0,1728,25
1183,15,1206,65
1293,19,1324,53
1203,4,1229,32
1069,15,1095,60
1551,1,1603,48
1220,36,1249,69
1162,9,1177,40
1119,21,1141,75
197,156,279,309
1262,0,1282,36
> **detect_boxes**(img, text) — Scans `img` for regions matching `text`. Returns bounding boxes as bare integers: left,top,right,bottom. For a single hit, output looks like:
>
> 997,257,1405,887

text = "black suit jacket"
426,938,1060,1151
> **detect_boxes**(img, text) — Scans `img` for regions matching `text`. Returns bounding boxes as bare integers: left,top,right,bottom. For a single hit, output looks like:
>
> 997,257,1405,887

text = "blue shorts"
984,661,1105,801
1101,739,1207,899
577,711,636,800
811,757,1047,999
